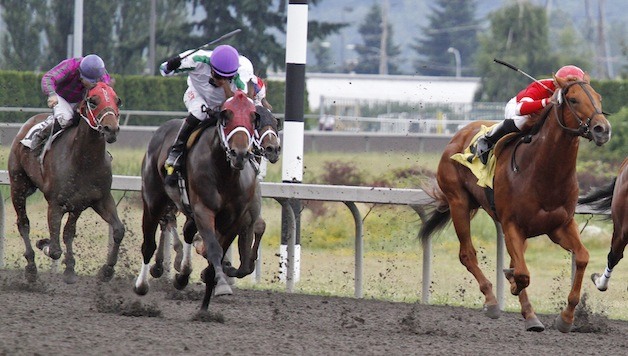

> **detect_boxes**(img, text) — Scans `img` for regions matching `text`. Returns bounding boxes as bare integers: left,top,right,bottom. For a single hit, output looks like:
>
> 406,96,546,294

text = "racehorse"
8,82,125,284
150,104,280,280
419,74,611,332
134,91,260,310
578,158,628,291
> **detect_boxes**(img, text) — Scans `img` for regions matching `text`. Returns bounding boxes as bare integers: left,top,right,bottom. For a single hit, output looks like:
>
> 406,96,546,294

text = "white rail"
0,171,606,309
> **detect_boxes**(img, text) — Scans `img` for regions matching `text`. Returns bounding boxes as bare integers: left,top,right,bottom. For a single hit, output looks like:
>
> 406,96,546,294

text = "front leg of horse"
200,231,232,297
503,268,544,331
550,223,589,333
93,197,126,282
42,205,64,260
61,212,81,284
17,212,37,282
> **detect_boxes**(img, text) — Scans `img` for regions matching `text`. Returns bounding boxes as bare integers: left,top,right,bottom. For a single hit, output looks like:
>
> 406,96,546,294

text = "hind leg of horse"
592,225,628,291
92,195,125,282
503,253,544,332
61,211,81,284
549,220,589,333
11,181,37,282
41,204,64,261
449,200,499,317
152,213,179,277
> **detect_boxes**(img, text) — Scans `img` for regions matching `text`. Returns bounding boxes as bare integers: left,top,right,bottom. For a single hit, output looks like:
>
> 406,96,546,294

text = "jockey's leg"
475,118,519,164
30,97,74,149
164,113,201,185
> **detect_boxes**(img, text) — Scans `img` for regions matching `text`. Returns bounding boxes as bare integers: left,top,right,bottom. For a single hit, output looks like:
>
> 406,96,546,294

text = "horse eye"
116,98,123,107
87,98,99,109
568,98,578,104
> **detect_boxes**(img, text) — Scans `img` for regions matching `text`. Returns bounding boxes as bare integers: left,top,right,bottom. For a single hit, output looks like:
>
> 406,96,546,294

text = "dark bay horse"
419,74,611,332
135,91,260,310
8,82,125,284
579,158,628,291
152,104,281,280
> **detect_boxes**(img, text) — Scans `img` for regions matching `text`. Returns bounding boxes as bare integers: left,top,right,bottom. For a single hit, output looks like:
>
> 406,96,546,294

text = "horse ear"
116,97,123,108
554,75,568,88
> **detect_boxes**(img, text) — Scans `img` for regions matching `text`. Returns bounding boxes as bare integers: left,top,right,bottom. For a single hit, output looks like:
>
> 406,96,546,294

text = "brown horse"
8,82,124,284
134,91,260,310
579,158,628,291
419,74,611,332
150,104,281,280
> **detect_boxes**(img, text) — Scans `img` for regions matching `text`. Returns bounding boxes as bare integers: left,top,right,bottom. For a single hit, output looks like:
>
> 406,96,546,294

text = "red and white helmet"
555,65,585,80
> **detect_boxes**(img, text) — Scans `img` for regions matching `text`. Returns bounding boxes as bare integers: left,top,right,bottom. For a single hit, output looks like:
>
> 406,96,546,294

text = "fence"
0,171,606,310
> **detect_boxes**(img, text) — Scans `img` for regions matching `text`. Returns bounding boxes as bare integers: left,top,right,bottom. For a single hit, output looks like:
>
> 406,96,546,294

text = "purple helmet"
210,45,239,77
79,54,106,83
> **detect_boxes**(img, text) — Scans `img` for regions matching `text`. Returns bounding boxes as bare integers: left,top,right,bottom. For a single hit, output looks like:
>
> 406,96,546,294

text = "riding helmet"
79,54,106,83
210,45,240,77
555,65,585,80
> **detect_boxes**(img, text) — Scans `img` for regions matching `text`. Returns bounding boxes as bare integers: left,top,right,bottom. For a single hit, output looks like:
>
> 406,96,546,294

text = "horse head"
553,74,611,146
78,82,121,143
219,91,258,170
254,105,281,163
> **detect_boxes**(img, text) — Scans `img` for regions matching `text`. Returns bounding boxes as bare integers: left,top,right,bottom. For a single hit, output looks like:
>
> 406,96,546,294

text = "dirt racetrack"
1,269,627,356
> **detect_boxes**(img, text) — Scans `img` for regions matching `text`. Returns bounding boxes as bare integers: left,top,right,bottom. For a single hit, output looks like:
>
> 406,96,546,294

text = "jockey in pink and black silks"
32,54,111,148
474,65,586,164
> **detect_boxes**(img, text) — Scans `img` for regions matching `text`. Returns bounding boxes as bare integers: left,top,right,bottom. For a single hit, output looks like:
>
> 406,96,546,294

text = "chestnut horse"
134,91,260,310
579,158,628,291
8,82,124,284
150,104,281,279
419,74,611,332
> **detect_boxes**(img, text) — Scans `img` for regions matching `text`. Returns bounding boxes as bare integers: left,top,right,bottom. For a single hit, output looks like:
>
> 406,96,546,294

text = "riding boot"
30,119,62,149
164,114,201,185
475,119,520,164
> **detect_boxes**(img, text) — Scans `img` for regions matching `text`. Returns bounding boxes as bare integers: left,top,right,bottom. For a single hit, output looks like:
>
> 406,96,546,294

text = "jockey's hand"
165,56,182,72
47,94,58,108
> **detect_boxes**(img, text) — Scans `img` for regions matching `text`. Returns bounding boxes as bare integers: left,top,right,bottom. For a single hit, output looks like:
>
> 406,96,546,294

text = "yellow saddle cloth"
450,125,497,189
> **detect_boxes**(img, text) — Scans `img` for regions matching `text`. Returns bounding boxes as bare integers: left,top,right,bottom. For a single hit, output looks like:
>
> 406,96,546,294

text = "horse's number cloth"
450,125,497,189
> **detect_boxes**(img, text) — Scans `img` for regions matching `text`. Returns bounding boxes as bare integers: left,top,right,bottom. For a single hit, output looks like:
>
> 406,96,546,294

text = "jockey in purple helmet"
159,44,255,184
31,54,111,148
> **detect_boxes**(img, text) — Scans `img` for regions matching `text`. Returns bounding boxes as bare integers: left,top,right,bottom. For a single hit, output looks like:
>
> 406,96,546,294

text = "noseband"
253,126,280,156
218,121,254,157
80,106,118,133
553,81,604,139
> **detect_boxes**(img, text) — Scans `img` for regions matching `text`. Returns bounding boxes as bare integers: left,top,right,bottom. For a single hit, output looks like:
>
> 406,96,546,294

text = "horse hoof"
173,273,190,290
554,315,573,333
25,265,38,283
214,282,233,297
590,273,608,291
134,284,149,296
63,270,78,284
483,304,501,319
525,317,545,332
150,264,164,278
99,265,115,282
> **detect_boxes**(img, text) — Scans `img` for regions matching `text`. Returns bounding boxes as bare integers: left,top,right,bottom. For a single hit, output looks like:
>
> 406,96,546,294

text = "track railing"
0,171,606,310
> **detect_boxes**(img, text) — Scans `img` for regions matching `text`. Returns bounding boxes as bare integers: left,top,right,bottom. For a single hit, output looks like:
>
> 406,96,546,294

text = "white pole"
73,0,83,57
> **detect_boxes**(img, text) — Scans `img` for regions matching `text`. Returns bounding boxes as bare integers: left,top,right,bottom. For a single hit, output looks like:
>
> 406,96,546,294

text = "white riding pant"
53,96,79,128
504,97,530,130
184,87,216,121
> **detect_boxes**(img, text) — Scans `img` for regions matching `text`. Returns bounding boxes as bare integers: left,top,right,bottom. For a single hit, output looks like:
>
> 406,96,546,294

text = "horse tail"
578,177,616,214
419,179,451,242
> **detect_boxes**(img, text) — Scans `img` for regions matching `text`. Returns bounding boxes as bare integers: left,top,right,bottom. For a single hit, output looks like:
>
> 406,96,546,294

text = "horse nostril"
593,125,606,134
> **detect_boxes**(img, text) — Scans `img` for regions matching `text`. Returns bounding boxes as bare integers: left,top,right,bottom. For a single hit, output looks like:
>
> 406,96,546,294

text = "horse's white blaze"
135,263,150,289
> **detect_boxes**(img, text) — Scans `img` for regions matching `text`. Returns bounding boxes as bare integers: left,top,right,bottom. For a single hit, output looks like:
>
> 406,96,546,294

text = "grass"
0,146,625,321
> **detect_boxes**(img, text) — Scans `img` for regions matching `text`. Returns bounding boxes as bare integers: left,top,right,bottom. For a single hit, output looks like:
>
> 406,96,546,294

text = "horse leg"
449,198,499,318
11,180,37,282
92,195,125,282
40,204,64,261
591,224,628,291
503,246,544,332
134,206,161,295
173,218,197,290
61,211,81,284
548,220,589,333
249,216,266,272
194,210,233,303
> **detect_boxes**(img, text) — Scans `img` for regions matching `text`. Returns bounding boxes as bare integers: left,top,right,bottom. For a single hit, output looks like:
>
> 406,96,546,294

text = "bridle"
79,84,120,134
252,125,280,157
553,80,604,140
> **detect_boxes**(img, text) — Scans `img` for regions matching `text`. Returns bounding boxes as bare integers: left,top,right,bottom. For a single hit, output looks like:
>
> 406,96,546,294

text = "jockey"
474,65,585,164
159,44,255,184
32,54,110,148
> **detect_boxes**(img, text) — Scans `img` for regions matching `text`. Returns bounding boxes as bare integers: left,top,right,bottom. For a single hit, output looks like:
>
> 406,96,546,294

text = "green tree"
309,40,334,73
412,0,479,76
0,0,47,70
353,4,401,75
474,2,557,102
